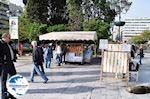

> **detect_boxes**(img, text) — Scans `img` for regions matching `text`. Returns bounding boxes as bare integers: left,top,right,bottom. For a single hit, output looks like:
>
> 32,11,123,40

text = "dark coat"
32,46,44,65
139,48,144,58
0,39,16,76
0,40,16,65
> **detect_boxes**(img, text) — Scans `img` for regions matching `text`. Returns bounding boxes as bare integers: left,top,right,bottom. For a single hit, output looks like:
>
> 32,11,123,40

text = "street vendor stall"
39,31,97,64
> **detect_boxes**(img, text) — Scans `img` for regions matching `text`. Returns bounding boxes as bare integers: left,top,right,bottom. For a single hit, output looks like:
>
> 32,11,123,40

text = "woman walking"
138,44,144,65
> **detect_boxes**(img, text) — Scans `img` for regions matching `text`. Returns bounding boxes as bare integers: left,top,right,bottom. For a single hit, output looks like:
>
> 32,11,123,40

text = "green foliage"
26,0,49,24
19,12,48,42
82,0,116,24
0,29,9,37
83,19,110,39
26,0,67,25
47,24,68,32
67,0,83,31
23,0,27,5
48,0,68,25
141,30,150,41
19,12,28,42
25,22,47,42
23,48,32,53
131,36,146,44
131,30,150,44
21,0,116,42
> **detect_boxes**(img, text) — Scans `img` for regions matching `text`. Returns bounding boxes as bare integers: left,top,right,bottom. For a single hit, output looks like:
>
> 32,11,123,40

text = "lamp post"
6,10,21,54
108,0,132,42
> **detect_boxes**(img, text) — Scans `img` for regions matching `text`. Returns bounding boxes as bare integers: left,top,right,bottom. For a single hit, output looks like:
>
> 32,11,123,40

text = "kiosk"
39,31,97,64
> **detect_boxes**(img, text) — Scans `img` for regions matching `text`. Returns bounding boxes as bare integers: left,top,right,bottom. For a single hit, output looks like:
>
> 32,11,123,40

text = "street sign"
99,39,108,50
9,17,18,39
6,74,29,98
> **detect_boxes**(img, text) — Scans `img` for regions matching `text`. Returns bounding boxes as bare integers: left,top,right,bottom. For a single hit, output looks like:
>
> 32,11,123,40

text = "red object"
18,42,23,56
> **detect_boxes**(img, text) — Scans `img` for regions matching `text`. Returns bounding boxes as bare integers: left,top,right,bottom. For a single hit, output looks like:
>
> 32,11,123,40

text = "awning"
39,31,97,41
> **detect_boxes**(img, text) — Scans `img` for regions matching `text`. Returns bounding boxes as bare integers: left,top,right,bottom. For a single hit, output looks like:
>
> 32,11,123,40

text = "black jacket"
32,46,44,65
0,40,16,65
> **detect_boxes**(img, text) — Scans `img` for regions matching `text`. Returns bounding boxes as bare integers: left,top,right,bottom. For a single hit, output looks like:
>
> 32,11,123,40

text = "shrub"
47,24,68,32
23,48,32,53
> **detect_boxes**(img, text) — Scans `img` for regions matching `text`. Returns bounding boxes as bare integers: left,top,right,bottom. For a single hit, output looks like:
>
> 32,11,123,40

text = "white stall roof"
39,31,97,41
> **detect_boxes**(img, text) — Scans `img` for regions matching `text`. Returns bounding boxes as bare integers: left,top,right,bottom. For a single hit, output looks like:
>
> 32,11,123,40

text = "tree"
131,30,150,44
67,0,83,31
19,11,48,42
47,0,68,25
92,0,116,23
26,0,49,24
47,24,68,32
26,0,67,25
131,36,146,44
18,13,28,42
83,19,110,39
82,0,116,24
23,0,27,5
141,30,150,41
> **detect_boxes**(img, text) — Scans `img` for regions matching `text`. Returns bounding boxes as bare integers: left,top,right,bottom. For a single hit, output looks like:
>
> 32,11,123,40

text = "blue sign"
6,74,29,98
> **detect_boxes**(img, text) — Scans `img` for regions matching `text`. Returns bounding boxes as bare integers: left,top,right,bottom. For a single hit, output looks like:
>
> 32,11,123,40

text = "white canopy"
39,31,97,41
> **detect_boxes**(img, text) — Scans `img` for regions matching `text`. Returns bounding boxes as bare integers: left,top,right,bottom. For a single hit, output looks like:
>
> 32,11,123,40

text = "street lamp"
6,10,21,54
108,0,132,42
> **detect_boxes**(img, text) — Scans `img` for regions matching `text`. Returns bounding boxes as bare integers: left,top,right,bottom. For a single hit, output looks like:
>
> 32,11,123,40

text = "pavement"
1,52,150,99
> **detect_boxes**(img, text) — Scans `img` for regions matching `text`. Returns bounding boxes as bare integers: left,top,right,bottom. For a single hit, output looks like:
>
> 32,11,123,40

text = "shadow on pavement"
27,85,103,94
18,70,100,77
49,76,100,84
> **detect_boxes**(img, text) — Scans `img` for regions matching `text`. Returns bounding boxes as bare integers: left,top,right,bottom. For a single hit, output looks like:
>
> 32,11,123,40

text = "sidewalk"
138,53,150,83
1,53,150,99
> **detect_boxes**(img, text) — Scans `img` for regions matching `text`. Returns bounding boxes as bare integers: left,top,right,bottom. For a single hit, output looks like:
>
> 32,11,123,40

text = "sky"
9,0,24,7
9,0,150,19
117,0,150,20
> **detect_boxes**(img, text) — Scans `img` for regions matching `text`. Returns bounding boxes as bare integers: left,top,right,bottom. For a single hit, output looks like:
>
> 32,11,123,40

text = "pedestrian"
37,43,45,74
131,45,136,59
61,43,67,64
55,43,62,66
44,43,53,68
0,33,17,99
18,42,23,56
29,41,48,83
138,44,144,65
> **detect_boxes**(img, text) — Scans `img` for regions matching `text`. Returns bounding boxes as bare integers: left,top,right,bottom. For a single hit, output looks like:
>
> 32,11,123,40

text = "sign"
129,72,138,82
6,74,29,98
9,17,18,39
122,43,131,52
99,39,108,49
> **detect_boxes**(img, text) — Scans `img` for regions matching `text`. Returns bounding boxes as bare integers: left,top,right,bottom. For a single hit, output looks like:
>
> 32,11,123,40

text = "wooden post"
100,49,104,81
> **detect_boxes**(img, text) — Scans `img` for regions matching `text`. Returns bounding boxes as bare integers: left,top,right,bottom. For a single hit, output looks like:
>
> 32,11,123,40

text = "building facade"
122,18,150,41
0,1,9,30
112,18,150,42
0,1,23,35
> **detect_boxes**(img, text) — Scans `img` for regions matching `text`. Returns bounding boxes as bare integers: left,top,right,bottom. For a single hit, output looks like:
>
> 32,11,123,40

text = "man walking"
0,33,17,99
29,41,48,83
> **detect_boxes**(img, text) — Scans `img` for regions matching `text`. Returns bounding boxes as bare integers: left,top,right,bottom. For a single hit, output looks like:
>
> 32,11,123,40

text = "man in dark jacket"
29,41,48,83
0,33,17,99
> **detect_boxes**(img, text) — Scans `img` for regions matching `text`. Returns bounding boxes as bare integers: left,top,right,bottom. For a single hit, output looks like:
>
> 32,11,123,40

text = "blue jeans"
45,59,51,68
56,54,61,66
139,56,143,64
30,63,48,82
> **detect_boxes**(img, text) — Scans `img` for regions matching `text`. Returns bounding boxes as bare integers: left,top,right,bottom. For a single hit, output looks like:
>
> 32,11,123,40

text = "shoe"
2,92,8,98
28,80,33,83
43,79,48,83
122,73,126,78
